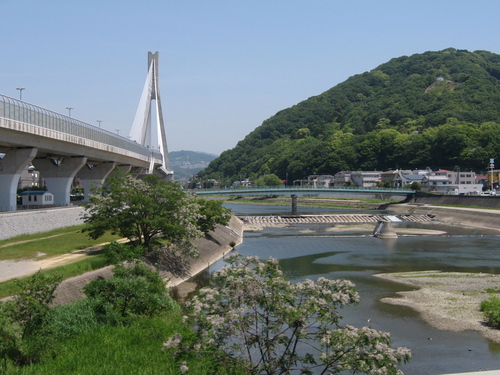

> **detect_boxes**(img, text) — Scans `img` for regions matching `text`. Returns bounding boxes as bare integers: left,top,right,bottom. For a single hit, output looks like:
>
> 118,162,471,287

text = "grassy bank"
0,226,120,299
0,225,120,261
2,306,243,374
0,256,109,299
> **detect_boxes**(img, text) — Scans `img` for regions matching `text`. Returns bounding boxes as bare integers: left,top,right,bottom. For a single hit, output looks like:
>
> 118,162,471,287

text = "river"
192,203,500,375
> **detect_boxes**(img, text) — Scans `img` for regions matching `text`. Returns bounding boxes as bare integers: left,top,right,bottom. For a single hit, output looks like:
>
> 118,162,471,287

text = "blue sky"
2,1,499,155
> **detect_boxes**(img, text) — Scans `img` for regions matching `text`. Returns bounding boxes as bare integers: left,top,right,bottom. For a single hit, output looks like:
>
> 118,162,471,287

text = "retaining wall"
0,206,85,241
410,194,500,208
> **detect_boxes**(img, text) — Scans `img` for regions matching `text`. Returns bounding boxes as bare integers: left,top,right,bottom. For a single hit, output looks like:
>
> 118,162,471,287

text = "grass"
0,254,110,299
0,225,121,299
2,313,241,375
0,225,121,261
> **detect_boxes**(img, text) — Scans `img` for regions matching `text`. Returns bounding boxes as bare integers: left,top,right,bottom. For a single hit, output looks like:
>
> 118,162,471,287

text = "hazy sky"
2,1,499,155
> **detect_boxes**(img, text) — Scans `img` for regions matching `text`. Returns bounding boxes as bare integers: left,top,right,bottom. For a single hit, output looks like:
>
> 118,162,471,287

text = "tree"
82,174,203,257
164,254,411,375
409,182,421,191
196,199,231,235
256,174,283,187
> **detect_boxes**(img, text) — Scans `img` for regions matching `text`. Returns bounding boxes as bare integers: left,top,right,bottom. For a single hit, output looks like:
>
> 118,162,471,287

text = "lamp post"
66,107,73,117
16,88,25,100
115,129,120,136
97,120,102,128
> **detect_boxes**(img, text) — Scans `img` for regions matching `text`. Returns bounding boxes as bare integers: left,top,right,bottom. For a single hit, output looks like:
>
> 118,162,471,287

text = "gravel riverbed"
374,271,500,343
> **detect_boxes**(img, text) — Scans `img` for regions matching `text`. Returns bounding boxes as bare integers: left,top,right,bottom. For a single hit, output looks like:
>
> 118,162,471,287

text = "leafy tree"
164,254,411,375
410,182,421,191
82,174,203,257
255,173,283,187
196,199,231,235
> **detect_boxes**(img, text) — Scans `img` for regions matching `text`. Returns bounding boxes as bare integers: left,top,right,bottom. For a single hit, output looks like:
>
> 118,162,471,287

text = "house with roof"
349,171,381,187
20,191,54,207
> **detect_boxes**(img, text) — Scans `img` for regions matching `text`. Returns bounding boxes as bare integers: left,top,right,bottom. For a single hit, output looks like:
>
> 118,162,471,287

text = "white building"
20,191,54,207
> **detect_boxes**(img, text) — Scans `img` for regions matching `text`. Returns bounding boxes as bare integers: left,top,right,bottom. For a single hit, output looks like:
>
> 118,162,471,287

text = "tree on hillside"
82,174,203,258
255,174,283,187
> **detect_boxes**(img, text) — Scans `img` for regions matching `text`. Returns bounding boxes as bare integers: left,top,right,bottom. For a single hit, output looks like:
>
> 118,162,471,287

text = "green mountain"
169,150,218,181
200,48,500,183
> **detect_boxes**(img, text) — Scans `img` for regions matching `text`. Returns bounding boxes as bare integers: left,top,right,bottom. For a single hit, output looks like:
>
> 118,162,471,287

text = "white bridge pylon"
129,51,174,180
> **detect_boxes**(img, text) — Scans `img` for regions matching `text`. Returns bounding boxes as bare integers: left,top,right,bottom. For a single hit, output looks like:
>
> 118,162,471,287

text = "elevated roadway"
0,94,164,211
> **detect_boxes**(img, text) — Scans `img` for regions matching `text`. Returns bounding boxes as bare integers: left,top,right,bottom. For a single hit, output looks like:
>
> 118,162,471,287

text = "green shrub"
84,263,180,324
481,295,500,328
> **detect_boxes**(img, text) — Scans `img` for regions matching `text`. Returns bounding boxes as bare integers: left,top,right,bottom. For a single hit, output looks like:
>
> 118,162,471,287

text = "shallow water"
194,204,500,374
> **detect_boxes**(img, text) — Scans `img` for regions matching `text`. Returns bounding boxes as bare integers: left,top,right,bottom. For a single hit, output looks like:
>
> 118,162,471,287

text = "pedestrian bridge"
196,186,414,196
196,186,415,214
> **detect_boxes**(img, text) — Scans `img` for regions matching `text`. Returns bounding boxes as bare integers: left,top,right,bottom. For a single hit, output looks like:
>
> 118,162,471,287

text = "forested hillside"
199,48,500,182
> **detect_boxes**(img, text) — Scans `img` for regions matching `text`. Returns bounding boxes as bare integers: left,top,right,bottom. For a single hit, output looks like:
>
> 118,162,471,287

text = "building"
20,191,54,207
349,171,381,188
333,171,352,187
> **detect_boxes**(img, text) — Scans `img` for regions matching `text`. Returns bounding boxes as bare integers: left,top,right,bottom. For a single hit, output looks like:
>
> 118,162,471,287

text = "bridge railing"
194,185,415,194
0,94,162,160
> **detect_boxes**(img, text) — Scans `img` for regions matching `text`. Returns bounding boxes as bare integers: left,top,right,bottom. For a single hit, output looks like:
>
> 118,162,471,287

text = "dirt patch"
374,271,500,343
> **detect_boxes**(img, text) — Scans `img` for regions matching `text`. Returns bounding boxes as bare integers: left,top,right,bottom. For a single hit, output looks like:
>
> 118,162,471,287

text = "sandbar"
374,271,500,343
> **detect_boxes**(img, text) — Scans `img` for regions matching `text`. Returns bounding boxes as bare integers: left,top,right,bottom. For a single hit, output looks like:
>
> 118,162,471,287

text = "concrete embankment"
50,215,243,306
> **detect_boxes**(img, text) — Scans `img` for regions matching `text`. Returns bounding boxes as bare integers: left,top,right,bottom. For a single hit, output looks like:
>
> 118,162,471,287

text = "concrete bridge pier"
77,162,116,202
291,194,298,215
0,148,38,211
33,156,87,206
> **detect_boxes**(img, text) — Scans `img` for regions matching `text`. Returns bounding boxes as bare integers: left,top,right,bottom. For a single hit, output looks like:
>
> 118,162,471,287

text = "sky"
2,1,500,155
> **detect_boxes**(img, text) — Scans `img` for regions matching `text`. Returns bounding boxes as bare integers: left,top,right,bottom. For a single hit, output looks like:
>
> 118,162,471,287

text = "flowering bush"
164,253,411,374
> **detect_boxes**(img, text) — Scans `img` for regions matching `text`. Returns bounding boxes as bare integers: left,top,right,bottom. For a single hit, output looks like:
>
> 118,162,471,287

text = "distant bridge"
196,186,415,214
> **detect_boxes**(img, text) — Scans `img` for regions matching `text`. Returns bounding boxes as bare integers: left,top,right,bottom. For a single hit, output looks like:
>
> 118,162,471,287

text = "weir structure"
129,52,174,180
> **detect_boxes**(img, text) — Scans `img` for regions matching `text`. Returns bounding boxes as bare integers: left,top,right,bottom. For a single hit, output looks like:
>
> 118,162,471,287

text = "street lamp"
97,120,102,128
16,88,25,100
66,107,73,117
115,129,120,135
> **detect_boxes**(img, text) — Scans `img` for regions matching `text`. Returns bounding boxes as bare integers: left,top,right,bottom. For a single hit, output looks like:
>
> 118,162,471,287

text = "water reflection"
177,204,500,374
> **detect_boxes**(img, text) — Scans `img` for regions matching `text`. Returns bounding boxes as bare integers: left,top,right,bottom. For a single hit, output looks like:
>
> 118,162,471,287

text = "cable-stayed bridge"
0,52,172,211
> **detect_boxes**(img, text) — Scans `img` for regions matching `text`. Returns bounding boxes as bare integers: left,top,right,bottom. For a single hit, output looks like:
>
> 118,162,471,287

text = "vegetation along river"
183,203,500,375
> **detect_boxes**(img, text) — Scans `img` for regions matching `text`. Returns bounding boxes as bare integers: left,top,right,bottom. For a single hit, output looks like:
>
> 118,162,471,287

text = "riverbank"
374,271,500,343
0,215,243,305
